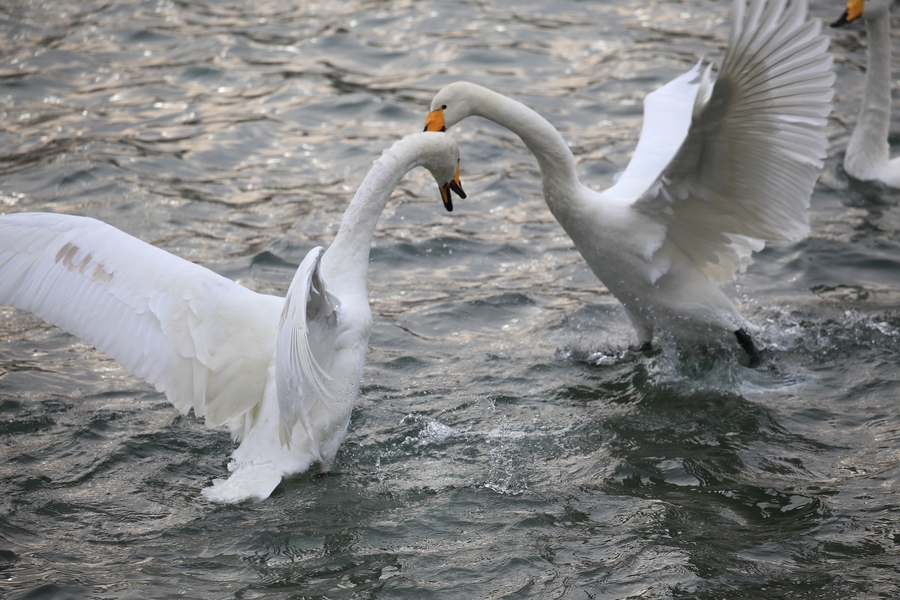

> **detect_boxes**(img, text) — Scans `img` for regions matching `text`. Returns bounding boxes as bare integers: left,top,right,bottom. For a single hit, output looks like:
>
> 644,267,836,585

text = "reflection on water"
2,0,900,598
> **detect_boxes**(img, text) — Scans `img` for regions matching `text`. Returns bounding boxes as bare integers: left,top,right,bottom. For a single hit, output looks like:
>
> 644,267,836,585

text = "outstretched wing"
625,0,834,283
274,246,341,447
0,212,283,433
602,61,705,206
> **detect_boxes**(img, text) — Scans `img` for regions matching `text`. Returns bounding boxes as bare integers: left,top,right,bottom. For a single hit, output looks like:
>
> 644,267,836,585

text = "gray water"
1,0,899,598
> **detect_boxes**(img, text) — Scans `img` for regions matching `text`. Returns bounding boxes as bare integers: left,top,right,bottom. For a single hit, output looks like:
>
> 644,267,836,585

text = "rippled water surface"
2,0,900,598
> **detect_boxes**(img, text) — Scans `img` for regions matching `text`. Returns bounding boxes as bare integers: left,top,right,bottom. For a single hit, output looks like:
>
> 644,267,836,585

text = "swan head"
425,82,496,210
398,132,465,212
832,0,887,27
424,81,485,133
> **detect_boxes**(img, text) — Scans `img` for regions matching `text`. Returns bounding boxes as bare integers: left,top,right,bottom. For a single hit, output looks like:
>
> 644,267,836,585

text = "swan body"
0,132,464,503
832,0,900,187
426,0,834,363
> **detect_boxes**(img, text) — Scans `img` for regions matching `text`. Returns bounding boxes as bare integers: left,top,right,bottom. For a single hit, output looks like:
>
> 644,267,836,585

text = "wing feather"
0,212,283,435
604,62,705,204
275,246,340,447
627,0,834,283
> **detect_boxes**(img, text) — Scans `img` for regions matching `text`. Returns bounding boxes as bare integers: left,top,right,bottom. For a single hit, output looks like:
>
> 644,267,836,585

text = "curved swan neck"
847,7,892,171
461,85,580,195
322,139,426,289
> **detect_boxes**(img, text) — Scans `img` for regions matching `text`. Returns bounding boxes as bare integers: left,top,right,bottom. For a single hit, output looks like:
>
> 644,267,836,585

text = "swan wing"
0,212,282,432
274,246,341,447
603,61,705,207
630,0,834,283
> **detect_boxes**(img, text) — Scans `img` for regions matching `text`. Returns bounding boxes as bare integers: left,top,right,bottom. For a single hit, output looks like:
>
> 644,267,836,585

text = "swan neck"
321,151,410,290
472,88,580,195
848,10,892,169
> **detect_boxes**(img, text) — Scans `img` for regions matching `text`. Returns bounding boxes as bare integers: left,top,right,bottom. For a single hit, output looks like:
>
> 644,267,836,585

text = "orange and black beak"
832,0,863,27
426,105,464,210
439,159,466,212
424,106,446,132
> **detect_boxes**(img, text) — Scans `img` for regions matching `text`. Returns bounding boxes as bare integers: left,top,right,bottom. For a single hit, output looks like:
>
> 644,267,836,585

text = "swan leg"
623,306,653,351
734,328,760,367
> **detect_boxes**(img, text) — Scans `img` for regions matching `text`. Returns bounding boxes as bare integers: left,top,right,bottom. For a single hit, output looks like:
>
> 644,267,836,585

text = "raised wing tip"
275,243,340,451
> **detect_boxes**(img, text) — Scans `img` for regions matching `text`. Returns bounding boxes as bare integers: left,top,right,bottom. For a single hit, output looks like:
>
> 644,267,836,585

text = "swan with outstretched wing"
0,132,465,503
425,0,834,365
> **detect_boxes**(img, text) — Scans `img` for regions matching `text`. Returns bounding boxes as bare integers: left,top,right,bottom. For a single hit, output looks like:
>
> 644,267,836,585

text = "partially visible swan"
425,0,834,365
832,0,900,187
0,132,465,503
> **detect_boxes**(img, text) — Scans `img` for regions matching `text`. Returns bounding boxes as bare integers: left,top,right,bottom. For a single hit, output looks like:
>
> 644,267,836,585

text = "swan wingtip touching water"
0,131,464,503
426,0,834,365
831,0,900,188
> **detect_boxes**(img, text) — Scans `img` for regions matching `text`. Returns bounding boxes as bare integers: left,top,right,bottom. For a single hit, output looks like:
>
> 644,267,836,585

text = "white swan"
0,132,465,503
832,0,900,187
425,0,834,365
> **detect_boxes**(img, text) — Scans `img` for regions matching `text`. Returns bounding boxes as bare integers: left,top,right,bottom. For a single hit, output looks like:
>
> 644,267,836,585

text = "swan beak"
440,183,453,211
425,105,462,211
831,0,863,27
424,107,446,132
831,9,850,27
439,159,466,212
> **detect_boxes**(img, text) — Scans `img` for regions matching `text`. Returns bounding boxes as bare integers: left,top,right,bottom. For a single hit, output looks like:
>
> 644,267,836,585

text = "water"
1,0,899,597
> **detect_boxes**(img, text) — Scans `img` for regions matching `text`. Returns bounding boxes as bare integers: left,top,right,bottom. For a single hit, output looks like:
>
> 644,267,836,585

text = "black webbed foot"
734,328,761,367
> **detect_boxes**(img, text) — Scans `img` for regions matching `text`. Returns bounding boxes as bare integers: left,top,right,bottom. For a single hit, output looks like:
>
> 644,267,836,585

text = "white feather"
275,246,338,447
